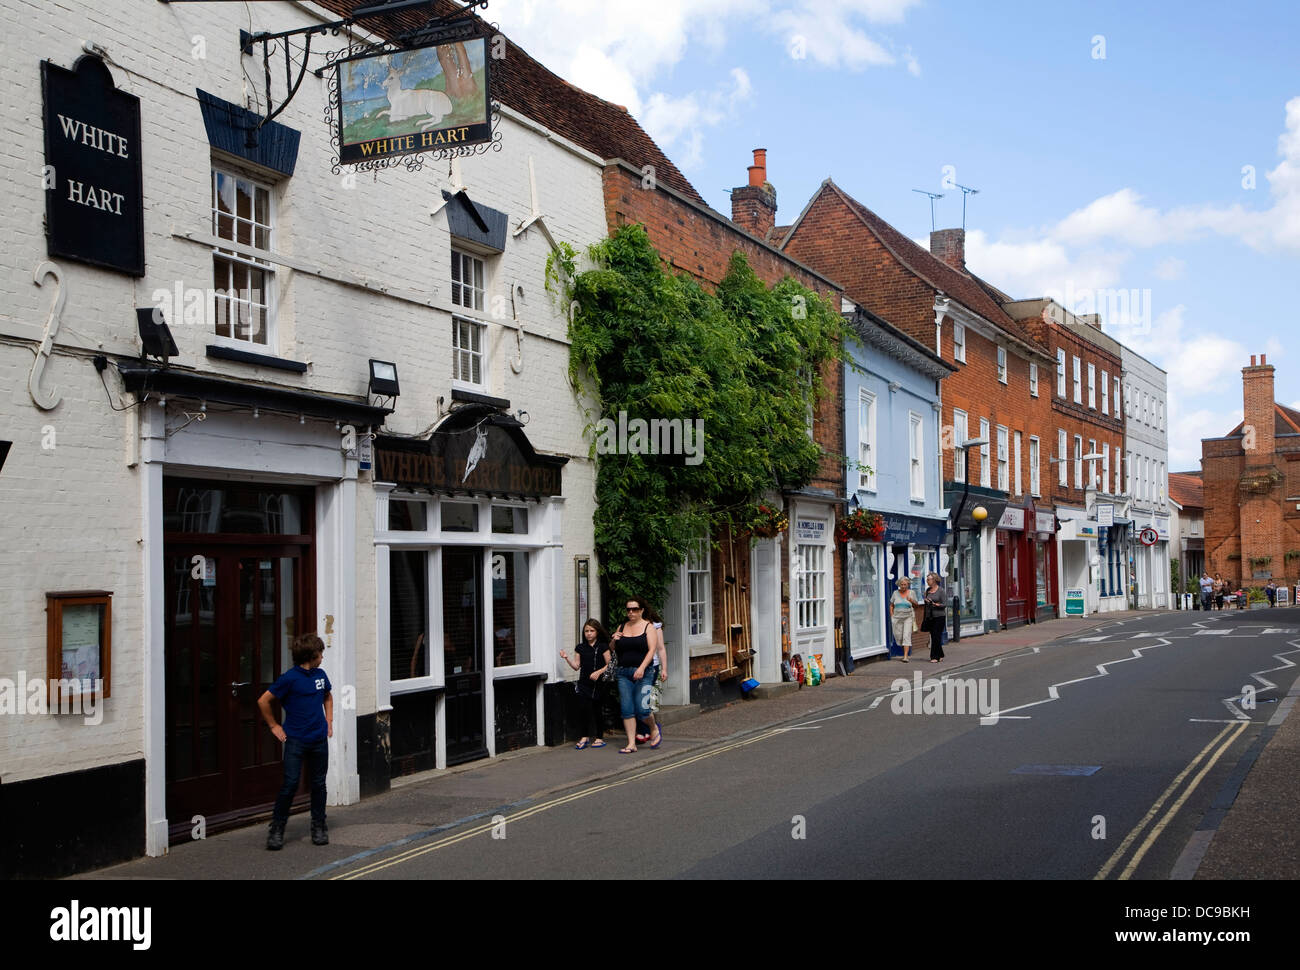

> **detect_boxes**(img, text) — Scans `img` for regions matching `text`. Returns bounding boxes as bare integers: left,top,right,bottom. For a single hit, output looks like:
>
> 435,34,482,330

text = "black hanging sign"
41,56,145,276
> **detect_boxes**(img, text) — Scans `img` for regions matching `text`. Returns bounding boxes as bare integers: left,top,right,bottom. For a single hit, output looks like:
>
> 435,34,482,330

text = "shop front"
371,405,568,783
879,511,948,655
846,539,885,659
995,500,1059,627
1031,507,1060,621
944,484,1008,637
790,501,836,676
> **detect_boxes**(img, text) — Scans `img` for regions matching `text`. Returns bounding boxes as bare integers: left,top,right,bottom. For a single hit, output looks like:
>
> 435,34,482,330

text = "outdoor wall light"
369,359,400,397
972,506,988,522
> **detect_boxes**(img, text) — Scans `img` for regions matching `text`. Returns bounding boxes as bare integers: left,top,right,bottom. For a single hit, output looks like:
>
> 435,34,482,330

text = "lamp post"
949,437,988,643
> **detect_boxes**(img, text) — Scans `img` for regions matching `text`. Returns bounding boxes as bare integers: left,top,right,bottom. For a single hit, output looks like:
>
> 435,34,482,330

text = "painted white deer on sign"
377,59,453,130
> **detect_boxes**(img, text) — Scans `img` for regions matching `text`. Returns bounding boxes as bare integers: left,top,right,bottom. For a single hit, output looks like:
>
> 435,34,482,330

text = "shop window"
491,506,528,534
686,538,710,638
795,543,827,629
389,499,428,531
847,542,882,657
442,502,479,533
211,166,275,347
389,550,430,681
492,550,530,667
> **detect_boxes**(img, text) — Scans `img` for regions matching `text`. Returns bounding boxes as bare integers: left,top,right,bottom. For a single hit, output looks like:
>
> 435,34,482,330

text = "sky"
484,0,1300,471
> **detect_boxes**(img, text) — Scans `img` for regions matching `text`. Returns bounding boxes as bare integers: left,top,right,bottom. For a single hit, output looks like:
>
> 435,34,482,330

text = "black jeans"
575,683,603,739
925,617,945,660
274,736,328,824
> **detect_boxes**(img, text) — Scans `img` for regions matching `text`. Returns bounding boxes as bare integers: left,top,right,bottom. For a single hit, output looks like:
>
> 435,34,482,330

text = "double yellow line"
334,728,785,879
1094,719,1248,880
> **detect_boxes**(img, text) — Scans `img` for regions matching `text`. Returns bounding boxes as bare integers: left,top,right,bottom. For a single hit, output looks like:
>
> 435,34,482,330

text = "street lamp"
949,436,989,643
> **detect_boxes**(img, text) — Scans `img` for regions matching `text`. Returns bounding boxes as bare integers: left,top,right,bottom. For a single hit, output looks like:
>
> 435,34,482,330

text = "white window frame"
1126,451,1133,496
451,248,486,312
997,347,1008,384
686,538,711,643
1057,348,1066,397
1073,356,1082,404
1088,438,1098,489
858,389,877,492
795,542,828,630
1158,401,1164,431
1029,362,1038,397
979,418,990,488
953,322,966,363
1013,430,1022,496
1087,363,1096,409
996,425,1009,492
1073,435,1083,489
1102,447,1110,494
909,411,925,501
953,408,968,483
1058,430,1068,486
1029,435,1040,497
1113,376,1120,415
452,316,486,388
1101,369,1109,414
1114,446,1121,495
210,165,277,350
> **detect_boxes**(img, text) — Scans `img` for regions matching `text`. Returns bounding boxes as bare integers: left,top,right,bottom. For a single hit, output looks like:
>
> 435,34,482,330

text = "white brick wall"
1,0,604,785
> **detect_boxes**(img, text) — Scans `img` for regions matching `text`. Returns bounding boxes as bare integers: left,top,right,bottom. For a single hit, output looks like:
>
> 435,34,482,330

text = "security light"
369,359,400,398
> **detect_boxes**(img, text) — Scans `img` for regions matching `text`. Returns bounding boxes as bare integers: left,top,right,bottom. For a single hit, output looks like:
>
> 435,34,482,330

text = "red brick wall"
1045,325,1125,508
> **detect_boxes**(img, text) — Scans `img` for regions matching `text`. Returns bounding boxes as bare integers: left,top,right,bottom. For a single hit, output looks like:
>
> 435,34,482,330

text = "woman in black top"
921,572,946,662
560,619,612,749
611,596,664,753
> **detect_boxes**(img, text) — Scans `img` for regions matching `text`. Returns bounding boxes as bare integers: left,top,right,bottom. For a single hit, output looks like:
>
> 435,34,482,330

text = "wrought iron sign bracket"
232,0,490,142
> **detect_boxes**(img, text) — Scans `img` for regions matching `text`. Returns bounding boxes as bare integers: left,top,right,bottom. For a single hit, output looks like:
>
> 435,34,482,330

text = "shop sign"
1096,504,1114,528
42,57,144,276
1035,512,1056,534
375,424,564,498
795,519,826,542
1065,588,1085,615
997,507,1026,531
336,36,492,165
1154,515,1170,541
1077,522,1098,538
879,512,947,546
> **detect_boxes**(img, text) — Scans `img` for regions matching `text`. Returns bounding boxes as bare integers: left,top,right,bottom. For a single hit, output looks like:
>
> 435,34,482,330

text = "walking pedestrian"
1266,580,1277,607
921,572,947,663
1214,573,1226,610
1199,572,1213,611
259,633,333,850
611,597,663,753
635,607,668,743
560,619,612,749
888,577,921,662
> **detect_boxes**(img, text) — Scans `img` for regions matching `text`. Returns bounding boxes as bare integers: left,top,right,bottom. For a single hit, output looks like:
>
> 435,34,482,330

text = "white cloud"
641,68,753,169
1154,256,1185,280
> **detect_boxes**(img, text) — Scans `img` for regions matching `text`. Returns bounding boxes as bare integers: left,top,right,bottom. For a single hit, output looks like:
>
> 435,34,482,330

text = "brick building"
601,150,844,702
1203,354,1300,590
781,180,1059,633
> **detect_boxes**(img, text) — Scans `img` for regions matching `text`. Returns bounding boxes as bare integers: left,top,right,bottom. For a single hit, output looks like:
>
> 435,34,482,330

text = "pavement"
78,605,1299,880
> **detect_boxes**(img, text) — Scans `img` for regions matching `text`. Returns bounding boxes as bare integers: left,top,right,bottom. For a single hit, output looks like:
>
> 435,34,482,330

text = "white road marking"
1078,636,1110,642
1196,629,1230,635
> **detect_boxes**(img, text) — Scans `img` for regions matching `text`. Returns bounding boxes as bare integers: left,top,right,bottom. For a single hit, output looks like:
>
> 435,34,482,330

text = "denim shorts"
615,667,654,719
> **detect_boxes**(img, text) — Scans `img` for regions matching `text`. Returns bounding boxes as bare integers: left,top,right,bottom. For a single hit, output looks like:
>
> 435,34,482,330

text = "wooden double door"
162,482,315,840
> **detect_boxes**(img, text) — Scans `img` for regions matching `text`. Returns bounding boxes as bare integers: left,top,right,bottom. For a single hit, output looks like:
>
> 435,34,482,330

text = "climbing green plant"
548,223,847,613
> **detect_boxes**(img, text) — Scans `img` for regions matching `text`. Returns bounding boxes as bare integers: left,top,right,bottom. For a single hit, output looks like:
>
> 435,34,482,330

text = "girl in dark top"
921,572,946,663
611,595,664,753
560,619,612,749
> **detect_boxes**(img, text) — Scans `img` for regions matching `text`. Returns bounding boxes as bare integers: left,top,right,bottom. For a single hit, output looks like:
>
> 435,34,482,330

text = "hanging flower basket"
836,508,885,544
746,503,789,538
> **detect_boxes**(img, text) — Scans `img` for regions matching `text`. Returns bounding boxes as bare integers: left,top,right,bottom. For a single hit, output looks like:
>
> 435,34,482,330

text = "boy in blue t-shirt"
258,633,333,850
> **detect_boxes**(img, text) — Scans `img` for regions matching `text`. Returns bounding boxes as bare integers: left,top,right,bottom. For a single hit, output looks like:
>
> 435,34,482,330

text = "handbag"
600,641,617,682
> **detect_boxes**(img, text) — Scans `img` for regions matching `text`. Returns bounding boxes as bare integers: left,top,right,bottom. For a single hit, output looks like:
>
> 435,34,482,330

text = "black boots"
266,821,285,851
311,820,329,846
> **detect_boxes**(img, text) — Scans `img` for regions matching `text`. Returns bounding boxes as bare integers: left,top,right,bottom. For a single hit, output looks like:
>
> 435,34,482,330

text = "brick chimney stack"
1242,353,1275,467
929,228,965,271
731,148,777,239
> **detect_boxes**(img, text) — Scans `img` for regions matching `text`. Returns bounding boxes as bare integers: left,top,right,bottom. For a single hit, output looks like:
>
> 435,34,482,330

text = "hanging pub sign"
41,56,144,276
336,36,491,165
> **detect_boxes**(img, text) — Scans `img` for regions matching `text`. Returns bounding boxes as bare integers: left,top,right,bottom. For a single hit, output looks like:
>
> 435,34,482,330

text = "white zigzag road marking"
980,638,1172,726
1218,636,1300,719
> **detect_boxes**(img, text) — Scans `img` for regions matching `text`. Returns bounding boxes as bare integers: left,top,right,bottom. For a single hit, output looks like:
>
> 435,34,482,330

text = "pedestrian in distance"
560,619,612,749
610,596,663,753
1214,573,1226,610
1266,580,1277,607
1199,572,1214,612
888,576,921,662
921,572,947,663
635,606,668,743
259,633,333,851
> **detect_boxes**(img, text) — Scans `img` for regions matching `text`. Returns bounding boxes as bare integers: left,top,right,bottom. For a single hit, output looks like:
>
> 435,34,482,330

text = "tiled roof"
814,181,1046,352
314,1,704,204
1223,402,1300,438
1168,473,1203,509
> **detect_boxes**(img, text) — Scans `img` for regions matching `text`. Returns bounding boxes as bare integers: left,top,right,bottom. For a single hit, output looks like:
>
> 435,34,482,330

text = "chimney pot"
1251,355,1257,366
732,149,777,238
1261,353,1267,365
748,148,767,188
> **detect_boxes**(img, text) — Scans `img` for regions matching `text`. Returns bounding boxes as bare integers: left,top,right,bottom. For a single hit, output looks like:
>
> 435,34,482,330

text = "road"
318,610,1300,879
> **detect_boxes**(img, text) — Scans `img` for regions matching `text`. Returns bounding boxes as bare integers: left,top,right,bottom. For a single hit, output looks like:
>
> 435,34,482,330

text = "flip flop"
650,727,663,749
619,746,636,754
574,740,589,749
590,739,606,747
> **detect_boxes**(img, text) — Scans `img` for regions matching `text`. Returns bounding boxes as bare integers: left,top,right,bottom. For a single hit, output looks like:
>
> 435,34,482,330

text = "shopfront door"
442,547,487,765
163,481,314,843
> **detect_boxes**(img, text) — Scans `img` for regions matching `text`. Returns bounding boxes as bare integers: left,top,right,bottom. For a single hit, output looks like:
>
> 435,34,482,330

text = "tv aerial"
911,189,944,231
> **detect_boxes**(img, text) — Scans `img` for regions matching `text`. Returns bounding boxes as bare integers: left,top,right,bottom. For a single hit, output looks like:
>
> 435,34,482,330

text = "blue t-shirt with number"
269,665,332,742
